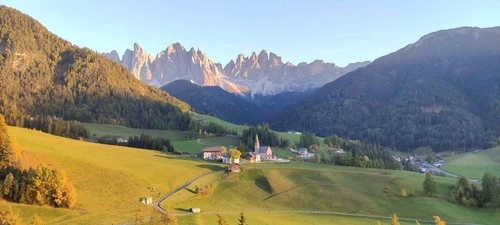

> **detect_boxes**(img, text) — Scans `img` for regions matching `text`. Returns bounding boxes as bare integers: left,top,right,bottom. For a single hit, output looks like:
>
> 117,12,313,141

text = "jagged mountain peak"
106,43,370,95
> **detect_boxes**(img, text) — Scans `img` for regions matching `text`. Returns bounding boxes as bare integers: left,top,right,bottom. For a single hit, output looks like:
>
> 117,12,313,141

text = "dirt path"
151,171,218,213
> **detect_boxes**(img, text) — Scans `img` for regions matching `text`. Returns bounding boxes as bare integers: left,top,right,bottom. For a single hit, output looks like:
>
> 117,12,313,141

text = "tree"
237,212,246,225
0,115,20,169
217,214,229,225
433,216,446,225
30,214,43,225
390,213,400,225
2,173,14,198
481,172,498,208
160,207,178,225
400,188,407,198
228,149,242,163
423,173,437,196
0,208,21,225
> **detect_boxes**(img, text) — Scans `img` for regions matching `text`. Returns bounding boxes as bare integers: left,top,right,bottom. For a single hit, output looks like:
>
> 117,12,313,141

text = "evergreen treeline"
0,6,192,131
0,114,76,208
316,135,401,169
127,134,175,152
241,124,290,149
451,173,500,208
24,116,89,139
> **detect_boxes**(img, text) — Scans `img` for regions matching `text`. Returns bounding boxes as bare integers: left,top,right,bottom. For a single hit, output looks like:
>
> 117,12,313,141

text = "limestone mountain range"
104,43,370,95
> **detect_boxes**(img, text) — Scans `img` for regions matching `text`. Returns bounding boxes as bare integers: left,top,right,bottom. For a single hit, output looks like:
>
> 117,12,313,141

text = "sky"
2,0,500,66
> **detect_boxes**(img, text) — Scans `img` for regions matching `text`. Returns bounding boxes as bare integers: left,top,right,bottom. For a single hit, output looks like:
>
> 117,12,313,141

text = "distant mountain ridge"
104,43,369,95
270,26,500,152
162,80,312,125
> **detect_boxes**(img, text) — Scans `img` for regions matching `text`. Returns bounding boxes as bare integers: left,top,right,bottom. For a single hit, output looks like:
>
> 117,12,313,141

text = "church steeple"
254,134,260,153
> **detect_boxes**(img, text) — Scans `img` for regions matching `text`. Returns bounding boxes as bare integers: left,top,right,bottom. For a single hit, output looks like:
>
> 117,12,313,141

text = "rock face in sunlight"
104,43,369,95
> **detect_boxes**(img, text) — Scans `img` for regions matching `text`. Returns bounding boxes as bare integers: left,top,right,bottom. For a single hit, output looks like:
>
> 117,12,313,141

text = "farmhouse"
227,163,241,173
254,135,273,160
202,146,225,160
139,196,152,205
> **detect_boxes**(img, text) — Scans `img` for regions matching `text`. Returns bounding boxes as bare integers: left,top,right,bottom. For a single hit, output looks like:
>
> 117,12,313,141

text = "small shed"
227,163,241,173
190,207,201,213
139,196,153,205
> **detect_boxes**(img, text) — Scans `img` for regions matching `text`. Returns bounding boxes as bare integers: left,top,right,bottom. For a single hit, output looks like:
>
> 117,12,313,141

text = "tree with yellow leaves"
391,213,400,225
0,114,21,169
433,216,446,225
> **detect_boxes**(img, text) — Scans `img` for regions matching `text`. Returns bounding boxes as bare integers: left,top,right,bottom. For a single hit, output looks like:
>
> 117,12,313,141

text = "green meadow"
164,163,499,225
443,146,500,178
3,127,500,224
7,126,221,224
83,122,186,140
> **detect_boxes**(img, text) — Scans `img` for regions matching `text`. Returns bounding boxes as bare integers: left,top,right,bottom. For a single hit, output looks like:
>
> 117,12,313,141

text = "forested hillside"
271,27,500,152
162,80,312,125
0,6,192,130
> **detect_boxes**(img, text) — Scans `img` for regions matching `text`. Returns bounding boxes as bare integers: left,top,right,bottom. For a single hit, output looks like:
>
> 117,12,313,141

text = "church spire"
254,134,260,153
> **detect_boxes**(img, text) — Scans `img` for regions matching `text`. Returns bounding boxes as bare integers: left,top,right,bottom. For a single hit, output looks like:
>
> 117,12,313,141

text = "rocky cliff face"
104,43,369,95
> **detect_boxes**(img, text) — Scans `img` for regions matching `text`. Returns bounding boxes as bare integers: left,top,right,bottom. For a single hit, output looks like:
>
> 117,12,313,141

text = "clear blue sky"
3,0,500,66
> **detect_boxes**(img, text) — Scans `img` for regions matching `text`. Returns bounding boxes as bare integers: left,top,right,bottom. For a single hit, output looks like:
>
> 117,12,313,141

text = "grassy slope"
7,126,221,224
442,146,500,178
164,163,499,225
83,122,186,140
84,114,304,155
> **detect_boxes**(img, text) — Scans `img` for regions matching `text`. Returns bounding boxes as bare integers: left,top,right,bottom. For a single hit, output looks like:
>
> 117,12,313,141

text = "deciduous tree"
423,173,437,196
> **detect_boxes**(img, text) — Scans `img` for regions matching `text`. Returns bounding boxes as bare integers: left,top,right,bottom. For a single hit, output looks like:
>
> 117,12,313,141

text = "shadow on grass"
185,187,197,194
153,153,204,163
255,176,273,194
175,208,191,212
197,164,226,171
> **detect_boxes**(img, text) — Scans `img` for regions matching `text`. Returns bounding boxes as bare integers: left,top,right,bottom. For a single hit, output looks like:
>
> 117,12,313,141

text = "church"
254,134,273,160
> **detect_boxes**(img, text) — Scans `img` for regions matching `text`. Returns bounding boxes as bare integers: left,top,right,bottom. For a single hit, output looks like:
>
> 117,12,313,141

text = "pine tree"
423,173,437,196
238,212,246,225
390,213,400,225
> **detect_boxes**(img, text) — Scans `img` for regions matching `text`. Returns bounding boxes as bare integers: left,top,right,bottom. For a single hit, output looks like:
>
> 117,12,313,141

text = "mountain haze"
162,80,312,124
270,27,500,152
0,6,192,130
105,43,369,95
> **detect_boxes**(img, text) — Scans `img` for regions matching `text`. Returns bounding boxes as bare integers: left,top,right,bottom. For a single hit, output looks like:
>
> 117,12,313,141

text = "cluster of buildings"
202,135,282,172
202,135,275,163
393,153,446,174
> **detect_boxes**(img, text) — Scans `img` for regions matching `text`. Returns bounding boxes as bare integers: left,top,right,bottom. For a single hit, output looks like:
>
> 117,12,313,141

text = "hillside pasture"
443,146,500,178
163,162,500,225
83,122,186,140
8,126,219,224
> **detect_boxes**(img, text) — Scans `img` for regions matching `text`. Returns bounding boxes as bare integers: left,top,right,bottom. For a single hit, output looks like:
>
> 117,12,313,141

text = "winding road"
150,170,482,225
151,171,219,213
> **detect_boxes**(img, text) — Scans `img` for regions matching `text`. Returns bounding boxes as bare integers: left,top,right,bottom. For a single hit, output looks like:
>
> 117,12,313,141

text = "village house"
254,135,273,160
202,146,225,160
222,154,240,164
333,148,345,154
227,163,241,173
247,153,261,163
